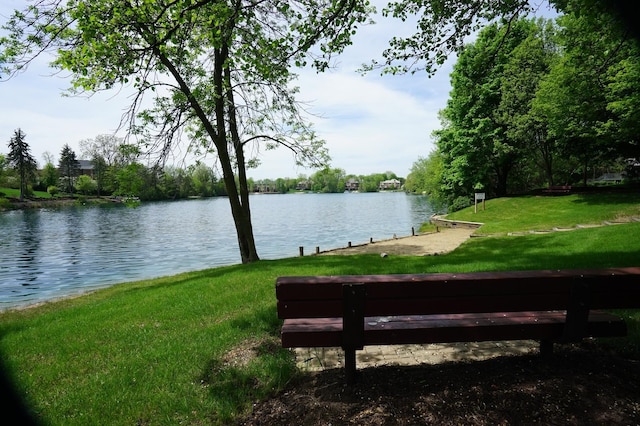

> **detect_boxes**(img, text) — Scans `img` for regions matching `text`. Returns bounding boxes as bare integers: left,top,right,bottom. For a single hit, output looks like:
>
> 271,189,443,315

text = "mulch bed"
237,343,640,425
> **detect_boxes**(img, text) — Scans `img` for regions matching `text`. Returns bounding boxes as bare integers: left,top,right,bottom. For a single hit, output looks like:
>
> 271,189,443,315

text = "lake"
0,192,438,310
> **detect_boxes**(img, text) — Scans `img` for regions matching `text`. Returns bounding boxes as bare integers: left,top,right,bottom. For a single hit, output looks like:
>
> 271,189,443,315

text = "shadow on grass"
568,191,640,207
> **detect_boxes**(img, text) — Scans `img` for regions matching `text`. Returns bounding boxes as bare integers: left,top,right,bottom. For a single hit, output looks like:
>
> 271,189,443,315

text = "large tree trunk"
214,46,259,264
145,24,260,264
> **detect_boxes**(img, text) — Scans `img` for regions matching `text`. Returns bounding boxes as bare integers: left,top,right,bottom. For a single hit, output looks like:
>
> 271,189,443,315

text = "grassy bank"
1,194,639,424
447,192,640,234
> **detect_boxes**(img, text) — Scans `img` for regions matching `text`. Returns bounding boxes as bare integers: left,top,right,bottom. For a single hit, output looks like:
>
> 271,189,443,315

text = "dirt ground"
238,342,640,425
318,226,476,257
237,227,640,425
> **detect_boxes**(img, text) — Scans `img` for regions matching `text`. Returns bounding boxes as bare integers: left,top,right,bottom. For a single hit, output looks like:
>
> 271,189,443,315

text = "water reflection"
0,192,436,309
16,210,42,286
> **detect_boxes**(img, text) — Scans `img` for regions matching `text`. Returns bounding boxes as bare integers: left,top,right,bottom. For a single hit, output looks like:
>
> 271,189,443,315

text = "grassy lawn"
447,192,640,234
0,187,51,199
0,194,639,424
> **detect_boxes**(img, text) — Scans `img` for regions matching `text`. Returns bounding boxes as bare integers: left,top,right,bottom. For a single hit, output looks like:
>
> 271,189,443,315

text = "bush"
448,196,472,213
47,186,59,196
5,176,19,189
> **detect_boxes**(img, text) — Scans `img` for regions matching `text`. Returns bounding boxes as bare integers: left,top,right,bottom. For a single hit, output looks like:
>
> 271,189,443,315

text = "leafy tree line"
2,132,404,199
251,169,403,193
405,5,640,209
0,133,226,201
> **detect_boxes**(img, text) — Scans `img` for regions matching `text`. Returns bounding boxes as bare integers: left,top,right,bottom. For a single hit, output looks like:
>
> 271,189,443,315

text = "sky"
0,1,551,180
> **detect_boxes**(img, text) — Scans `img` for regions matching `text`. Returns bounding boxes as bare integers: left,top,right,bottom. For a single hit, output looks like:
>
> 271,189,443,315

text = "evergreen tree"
58,144,80,194
6,128,37,201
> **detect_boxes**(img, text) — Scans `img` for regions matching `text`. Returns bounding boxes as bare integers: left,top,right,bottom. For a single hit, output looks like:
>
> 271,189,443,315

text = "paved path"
295,341,539,371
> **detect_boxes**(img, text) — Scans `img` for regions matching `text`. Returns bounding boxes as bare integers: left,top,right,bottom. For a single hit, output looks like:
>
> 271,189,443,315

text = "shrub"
449,196,472,213
47,186,59,196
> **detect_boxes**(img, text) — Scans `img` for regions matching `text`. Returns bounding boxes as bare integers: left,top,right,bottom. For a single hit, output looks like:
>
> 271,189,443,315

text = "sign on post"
474,192,486,213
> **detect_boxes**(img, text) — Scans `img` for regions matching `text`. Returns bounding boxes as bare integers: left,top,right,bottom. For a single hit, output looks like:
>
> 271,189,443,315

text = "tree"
0,153,6,186
1,0,370,264
404,150,445,199
58,144,80,194
436,19,539,199
190,163,217,197
75,174,96,195
40,161,59,190
498,18,558,188
310,168,346,193
80,134,125,167
530,3,639,185
6,128,37,201
91,154,108,196
373,0,635,76
115,163,148,198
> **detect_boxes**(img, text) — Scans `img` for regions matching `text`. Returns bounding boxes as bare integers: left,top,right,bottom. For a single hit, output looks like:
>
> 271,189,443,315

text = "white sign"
475,192,486,201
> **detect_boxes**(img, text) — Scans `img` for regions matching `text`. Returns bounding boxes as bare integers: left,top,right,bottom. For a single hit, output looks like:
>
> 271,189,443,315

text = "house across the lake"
345,178,359,192
78,160,95,178
296,180,312,191
378,179,401,190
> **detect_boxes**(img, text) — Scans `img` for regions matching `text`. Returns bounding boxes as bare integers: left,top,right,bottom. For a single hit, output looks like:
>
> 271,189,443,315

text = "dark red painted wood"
281,311,626,348
276,267,640,383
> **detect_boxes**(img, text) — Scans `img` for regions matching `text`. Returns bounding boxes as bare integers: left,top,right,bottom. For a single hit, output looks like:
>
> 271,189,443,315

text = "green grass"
447,192,640,234
1,195,639,424
0,187,51,199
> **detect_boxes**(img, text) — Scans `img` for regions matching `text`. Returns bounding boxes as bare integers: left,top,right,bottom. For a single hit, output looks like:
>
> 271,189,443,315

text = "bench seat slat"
281,311,626,348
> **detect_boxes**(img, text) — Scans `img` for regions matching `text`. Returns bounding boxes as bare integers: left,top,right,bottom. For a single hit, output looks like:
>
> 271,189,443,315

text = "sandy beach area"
318,226,476,257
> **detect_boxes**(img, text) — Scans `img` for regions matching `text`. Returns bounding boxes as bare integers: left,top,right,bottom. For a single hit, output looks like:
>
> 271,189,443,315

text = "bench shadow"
293,344,640,424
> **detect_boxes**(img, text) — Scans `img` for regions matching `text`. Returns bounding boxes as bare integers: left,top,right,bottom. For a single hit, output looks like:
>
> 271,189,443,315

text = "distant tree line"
1,133,404,201
405,10,640,210
250,169,403,194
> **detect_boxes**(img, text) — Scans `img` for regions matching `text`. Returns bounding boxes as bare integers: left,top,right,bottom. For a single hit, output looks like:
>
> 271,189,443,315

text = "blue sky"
0,1,552,180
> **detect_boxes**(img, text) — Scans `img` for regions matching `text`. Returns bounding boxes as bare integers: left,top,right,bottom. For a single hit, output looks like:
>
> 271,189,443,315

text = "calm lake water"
0,192,438,310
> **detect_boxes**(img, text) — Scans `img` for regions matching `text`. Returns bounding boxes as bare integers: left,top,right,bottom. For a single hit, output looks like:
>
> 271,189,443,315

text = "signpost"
474,192,486,213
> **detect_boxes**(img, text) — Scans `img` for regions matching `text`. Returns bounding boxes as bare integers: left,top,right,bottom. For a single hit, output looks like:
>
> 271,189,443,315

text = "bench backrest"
276,267,640,319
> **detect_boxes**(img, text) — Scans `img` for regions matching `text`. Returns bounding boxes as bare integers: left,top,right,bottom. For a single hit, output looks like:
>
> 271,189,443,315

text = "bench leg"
540,340,554,357
344,348,357,385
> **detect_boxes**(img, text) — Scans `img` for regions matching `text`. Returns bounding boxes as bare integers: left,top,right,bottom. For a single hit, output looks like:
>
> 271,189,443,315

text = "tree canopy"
370,0,637,76
408,7,640,207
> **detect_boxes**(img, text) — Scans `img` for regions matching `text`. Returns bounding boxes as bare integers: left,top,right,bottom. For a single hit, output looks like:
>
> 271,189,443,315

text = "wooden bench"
276,267,640,384
542,185,572,194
